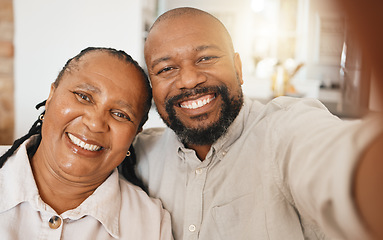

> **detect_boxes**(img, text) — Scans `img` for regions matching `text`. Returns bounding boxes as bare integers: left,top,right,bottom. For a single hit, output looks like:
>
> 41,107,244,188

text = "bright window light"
251,0,265,13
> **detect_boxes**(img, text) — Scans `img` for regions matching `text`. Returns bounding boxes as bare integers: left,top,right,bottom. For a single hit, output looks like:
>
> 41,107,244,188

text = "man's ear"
45,83,57,111
234,52,244,85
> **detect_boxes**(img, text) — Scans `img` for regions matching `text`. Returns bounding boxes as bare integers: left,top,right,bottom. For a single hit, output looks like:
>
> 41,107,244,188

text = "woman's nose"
175,67,207,89
82,109,109,133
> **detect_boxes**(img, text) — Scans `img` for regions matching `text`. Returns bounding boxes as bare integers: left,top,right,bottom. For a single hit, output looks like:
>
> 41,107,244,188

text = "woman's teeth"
180,95,215,109
68,133,102,151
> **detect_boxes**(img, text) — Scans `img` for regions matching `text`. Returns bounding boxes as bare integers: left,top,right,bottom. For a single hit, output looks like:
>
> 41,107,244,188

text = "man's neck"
186,143,212,161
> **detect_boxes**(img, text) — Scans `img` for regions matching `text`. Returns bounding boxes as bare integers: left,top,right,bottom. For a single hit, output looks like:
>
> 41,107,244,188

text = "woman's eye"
74,92,92,103
112,111,131,122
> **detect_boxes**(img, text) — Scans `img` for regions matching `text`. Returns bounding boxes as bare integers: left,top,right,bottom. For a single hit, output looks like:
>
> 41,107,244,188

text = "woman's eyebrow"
116,100,137,118
76,83,138,121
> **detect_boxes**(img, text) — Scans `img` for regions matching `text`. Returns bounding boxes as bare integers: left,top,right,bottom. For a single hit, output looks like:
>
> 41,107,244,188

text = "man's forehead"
144,10,234,60
146,19,231,52
153,13,217,31
147,16,224,48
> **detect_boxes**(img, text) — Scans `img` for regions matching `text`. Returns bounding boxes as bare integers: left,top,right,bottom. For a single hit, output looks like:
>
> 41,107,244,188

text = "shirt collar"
210,96,252,160
0,137,40,213
0,137,122,239
62,169,121,238
161,126,187,160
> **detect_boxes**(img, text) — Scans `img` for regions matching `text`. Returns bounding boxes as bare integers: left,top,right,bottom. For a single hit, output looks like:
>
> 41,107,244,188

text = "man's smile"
179,94,216,110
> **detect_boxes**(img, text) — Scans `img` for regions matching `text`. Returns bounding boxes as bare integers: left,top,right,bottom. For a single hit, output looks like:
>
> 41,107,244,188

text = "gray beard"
162,84,244,146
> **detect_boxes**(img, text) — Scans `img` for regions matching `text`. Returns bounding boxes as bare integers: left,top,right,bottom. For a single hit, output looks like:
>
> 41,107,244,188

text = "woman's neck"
30,148,103,215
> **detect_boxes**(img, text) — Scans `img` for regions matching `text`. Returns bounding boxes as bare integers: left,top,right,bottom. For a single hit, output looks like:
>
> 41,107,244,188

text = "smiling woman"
0,47,173,239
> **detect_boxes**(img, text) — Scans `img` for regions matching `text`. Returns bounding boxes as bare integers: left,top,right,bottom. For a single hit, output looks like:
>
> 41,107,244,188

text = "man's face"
145,14,244,145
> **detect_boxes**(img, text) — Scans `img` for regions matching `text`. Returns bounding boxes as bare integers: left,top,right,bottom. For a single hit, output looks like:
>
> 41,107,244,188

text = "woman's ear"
45,83,57,111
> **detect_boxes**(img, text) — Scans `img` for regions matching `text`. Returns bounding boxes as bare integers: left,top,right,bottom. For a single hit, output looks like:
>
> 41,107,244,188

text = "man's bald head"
145,7,234,54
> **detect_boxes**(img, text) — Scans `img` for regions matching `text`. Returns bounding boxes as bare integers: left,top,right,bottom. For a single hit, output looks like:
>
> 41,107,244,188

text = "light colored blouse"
0,138,173,240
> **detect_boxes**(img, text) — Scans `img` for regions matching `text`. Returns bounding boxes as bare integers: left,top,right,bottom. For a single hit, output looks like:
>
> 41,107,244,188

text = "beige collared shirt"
135,96,381,240
0,138,173,240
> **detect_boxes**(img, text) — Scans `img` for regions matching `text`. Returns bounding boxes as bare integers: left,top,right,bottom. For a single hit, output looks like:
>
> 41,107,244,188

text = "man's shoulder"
246,96,329,120
139,127,167,137
134,127,175,151
135,127,167,145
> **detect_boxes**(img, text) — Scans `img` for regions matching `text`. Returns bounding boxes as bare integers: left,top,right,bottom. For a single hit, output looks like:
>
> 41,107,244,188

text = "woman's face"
39,51,148,183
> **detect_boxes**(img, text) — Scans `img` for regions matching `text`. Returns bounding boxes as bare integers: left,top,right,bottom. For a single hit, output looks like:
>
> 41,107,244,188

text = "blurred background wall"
0,0,14,144
12,0,152,141
0,0,380,144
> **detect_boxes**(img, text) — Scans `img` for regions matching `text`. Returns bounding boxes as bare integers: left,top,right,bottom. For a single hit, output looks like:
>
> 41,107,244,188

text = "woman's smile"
67,133,102,152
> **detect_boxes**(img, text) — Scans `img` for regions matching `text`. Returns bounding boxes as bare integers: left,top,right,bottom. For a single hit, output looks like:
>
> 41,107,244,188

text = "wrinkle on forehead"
145,11,234,57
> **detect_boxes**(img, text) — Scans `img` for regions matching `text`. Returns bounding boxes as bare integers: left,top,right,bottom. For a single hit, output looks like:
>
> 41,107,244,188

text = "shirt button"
195,168,203,175
49,216,62,229
188,224,196,232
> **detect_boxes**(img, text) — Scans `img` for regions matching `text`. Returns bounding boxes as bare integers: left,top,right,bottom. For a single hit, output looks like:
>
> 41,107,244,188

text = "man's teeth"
68,133,101,151
180,96,215,109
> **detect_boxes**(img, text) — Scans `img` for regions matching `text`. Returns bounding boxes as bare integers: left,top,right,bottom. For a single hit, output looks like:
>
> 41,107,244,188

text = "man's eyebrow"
151,56,171,69
150,45,222,69
75,83,101,94
195,44,221,52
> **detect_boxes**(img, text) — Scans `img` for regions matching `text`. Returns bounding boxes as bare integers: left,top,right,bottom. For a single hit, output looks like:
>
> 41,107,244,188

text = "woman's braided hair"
0,47,151,191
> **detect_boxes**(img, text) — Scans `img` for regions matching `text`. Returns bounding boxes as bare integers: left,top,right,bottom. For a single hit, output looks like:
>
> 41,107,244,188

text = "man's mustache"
165,86,223,107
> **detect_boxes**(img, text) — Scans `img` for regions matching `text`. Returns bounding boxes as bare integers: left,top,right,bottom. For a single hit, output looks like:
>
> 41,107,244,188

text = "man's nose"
175,67,207,89
82,108,109,133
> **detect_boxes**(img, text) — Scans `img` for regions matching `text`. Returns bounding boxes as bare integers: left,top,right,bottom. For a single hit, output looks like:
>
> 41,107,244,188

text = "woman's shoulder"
0,145,11,155
118,175,164,210
117,176,173,239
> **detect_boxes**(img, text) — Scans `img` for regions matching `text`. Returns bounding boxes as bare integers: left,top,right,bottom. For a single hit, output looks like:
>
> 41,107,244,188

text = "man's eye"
74,92,92,103
157,66,174,75
198,56,218,63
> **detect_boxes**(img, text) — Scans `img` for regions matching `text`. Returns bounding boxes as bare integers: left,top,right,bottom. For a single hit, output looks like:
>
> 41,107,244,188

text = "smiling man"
134,7,383,240
145,10,244,160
